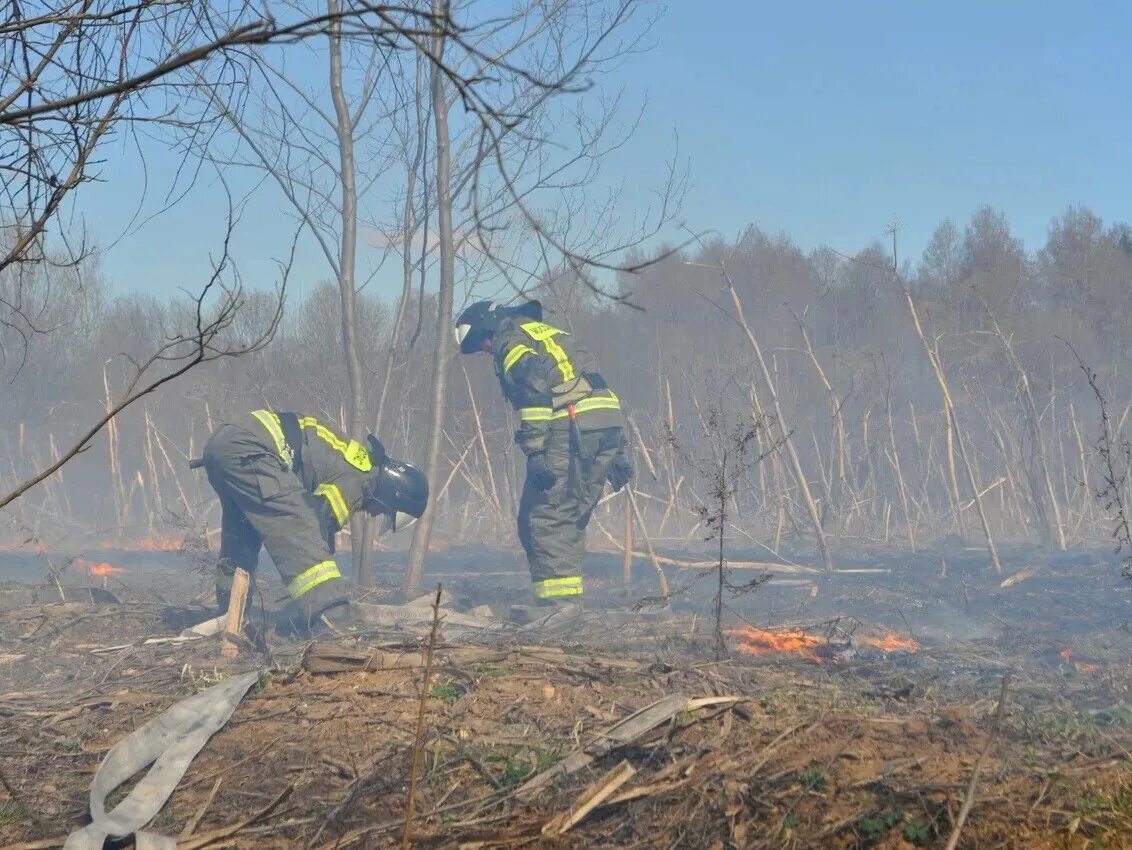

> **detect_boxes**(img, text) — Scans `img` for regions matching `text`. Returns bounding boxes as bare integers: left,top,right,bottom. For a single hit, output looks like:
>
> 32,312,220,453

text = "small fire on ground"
75,559,127,577
728,626,919,664
95,535,184,553
1060,647,1102,674
74,558,128,587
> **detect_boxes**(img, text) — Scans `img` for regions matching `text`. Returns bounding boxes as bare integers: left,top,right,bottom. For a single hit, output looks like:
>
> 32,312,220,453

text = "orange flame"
728,626,918,663
96,536,183,552
728,627,827,663
1060,647,1102,674
76,559,127,577
858,634,920,653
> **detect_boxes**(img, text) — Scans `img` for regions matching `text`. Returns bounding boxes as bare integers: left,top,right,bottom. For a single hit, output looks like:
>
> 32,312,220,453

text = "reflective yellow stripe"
503,344,536,375
520,393,621,424
533,576,583,599
250,410,288,460
297,416,373,472
520,406,554,422
315,483,349,525
520,321,575,383
287,560,341,598
564,393,621,417
541,336,575,383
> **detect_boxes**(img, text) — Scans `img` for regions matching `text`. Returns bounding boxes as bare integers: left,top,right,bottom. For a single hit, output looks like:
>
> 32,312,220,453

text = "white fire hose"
63,670,261,850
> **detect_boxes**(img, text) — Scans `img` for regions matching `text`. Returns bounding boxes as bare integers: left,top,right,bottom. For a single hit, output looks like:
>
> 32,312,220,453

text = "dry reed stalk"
462,364,503,516
103,364,126,535
708,250,831,569
622,485,634,587
626,486,669,596
899,281,1001,571
402,584,443,850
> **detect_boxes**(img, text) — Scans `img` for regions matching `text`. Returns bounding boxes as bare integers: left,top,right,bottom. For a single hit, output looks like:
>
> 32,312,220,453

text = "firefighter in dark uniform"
195,409,428,634
454,301,632,613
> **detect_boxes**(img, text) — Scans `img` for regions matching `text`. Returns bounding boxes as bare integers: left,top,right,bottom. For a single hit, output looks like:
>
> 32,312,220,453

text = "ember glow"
731,627,826,662
76,559,127,577
857,634,920,653
96,535,183,552
728,626,918,663
1060,647,1102,674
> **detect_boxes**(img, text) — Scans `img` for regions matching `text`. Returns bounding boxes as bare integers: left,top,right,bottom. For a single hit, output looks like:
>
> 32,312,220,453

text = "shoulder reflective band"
287,560,341,599
520,322,575,383
502,343,536,375
297,416,373,472
249,410,291,467
533,575,583,599
315,483,349,525
518,321,568,341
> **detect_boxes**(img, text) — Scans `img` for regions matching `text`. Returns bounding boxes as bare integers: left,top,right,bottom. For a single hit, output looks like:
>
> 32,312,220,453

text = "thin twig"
402,582,444,849
944,673,1011,850
180,777,223,838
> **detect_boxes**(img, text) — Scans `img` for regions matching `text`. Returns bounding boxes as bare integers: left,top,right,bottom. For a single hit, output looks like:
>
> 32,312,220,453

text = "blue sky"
83,1,1132,303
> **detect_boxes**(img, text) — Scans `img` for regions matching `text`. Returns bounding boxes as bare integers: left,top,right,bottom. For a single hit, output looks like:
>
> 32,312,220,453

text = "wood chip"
1000,569,1035,588
517,693,699,799
541,760,636,835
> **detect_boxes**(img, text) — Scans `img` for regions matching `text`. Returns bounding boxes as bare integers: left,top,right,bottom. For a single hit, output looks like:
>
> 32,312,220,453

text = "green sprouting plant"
0,801,27,826
471,664,514,677
858,810,904,840
799,768,828,792
429,682,462,704
902,819,930,845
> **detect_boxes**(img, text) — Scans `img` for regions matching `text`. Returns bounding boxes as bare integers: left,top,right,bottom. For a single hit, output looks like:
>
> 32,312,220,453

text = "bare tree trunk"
327,0,367,585
405,0,454,598
360,57,430,580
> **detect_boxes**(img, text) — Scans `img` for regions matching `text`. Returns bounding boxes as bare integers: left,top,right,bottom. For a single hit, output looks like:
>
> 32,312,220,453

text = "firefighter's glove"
607,450,633,492
527,452,556,492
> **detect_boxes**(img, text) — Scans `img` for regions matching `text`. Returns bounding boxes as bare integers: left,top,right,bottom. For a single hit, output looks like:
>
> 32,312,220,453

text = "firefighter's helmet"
454,300,543,354
363,439,429,533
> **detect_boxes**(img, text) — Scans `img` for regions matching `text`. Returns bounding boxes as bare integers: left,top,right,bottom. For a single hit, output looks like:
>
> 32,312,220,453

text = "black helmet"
454,299,543,354
363,452,429,533
454,300,499,354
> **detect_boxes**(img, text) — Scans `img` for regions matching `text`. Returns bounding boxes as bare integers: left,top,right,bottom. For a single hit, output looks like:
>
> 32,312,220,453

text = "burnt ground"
1,540,1132,849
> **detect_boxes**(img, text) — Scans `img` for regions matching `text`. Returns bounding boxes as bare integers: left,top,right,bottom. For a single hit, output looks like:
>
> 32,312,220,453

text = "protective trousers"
202,423,345,619
518,426,622,600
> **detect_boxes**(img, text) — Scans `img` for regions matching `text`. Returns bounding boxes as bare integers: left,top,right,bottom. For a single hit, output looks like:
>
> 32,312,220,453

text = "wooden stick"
402,584,443,850
180,777,223,838
221,568,250,659
944,674,1011,850
541,760,636,836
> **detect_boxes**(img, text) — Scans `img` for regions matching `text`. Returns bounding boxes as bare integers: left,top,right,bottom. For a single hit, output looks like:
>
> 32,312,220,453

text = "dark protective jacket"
247,409,376,547
492,316,622,455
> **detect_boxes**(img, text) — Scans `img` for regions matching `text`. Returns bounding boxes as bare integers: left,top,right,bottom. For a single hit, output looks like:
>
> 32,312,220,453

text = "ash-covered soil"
1,541,1131,848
